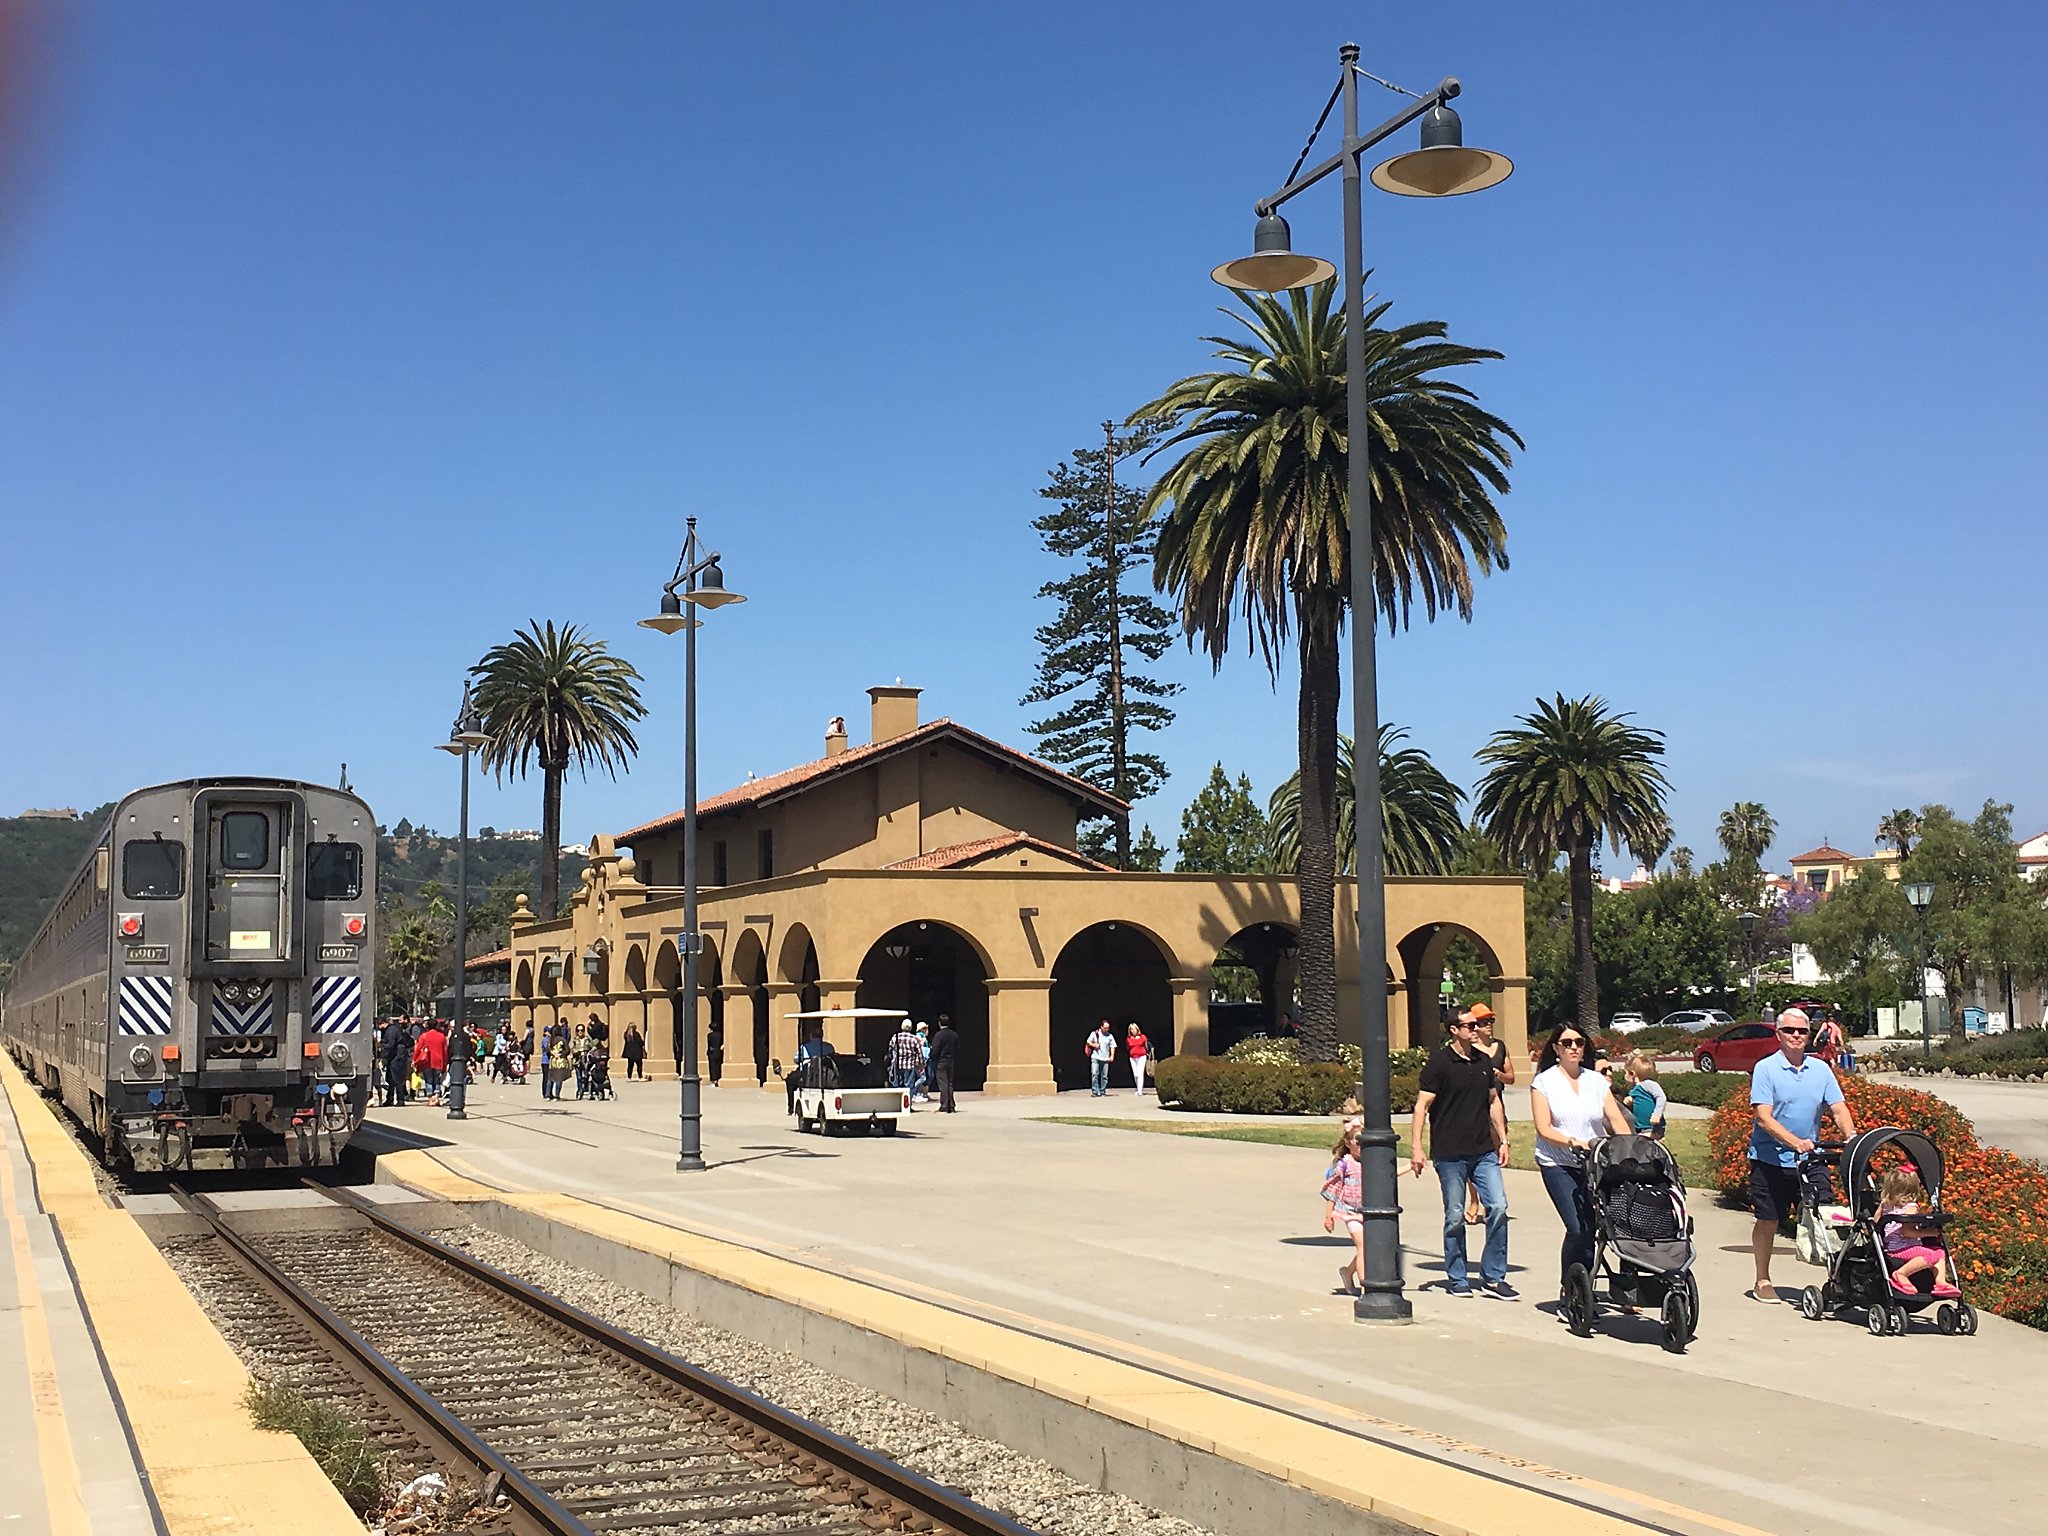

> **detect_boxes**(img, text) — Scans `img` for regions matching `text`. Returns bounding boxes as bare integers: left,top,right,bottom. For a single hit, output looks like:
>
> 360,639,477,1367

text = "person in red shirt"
1125,1022,1151,1095
412,1020,450,1105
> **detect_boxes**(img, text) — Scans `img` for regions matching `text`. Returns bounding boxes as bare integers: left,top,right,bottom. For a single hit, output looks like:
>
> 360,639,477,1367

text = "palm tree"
1716,801,1777,869
1877,807,1921,861
469,621,647,918
1632,808,1674,877
1138,279,1518,1061
1474,695,1670,1034
1266,727,1466,877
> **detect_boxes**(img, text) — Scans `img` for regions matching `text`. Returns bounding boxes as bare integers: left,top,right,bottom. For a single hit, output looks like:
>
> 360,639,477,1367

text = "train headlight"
342,913,367,939
119,913,143,940
326,1041,353,1072
128,1045,155,1073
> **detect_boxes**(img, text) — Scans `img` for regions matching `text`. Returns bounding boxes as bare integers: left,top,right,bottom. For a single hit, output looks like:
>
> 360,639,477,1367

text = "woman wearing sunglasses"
1530,1024,1634,1308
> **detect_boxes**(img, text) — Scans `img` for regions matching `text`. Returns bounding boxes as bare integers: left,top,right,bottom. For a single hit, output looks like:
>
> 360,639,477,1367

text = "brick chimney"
867,683,921,744
824,716,848,758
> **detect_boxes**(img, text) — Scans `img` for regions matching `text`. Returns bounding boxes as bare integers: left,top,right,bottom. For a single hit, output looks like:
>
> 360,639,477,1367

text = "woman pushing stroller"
1529,1025,1634,1296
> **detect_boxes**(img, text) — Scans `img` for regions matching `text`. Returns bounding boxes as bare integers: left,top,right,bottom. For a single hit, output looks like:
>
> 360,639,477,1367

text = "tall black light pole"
1905,880,1934,1059
438,687,490,1120
1213,45,1511,1324
641,517,746,1172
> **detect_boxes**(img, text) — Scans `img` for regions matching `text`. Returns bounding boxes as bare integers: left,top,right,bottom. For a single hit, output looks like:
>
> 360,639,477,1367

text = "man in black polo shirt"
1411,1013,1513,1298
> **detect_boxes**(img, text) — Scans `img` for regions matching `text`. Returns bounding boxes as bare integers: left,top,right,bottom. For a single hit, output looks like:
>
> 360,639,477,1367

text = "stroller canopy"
1840,1127,1943,1217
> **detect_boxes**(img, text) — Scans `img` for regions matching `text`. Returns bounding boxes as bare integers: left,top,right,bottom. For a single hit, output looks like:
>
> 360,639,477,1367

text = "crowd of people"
371,1011,646,1107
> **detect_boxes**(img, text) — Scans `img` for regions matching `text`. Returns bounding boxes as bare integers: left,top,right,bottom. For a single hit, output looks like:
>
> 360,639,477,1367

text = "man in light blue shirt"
1748,1009,1856,1302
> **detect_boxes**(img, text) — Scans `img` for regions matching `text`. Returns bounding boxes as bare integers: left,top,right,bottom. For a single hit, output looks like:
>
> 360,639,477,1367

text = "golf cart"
787,1008,911,1136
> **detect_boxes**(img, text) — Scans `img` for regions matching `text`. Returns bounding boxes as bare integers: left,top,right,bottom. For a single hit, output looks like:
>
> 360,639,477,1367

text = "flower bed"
1154,1055,1419,1116
1707,1073,2048,1328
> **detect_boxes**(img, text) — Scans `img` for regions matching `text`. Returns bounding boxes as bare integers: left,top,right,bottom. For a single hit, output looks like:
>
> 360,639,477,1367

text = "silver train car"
2,778,376,1171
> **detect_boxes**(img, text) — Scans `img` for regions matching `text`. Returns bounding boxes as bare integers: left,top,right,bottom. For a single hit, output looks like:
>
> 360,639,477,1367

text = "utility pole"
1103,420,1130,868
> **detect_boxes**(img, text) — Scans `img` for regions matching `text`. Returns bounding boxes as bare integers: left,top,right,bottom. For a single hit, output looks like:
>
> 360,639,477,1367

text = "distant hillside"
0,805,115,967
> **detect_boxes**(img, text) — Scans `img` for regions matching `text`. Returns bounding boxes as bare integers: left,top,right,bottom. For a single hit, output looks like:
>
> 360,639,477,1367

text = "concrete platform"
0,1053,362,1536
358,1073,2048,1536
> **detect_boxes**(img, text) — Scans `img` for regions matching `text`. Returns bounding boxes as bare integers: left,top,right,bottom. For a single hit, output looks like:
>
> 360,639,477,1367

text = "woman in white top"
1529,1024,1633,1292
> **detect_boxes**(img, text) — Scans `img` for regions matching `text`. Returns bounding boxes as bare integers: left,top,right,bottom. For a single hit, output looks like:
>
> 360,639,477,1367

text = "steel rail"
170,1186,592,1536
307,1180,1045,1536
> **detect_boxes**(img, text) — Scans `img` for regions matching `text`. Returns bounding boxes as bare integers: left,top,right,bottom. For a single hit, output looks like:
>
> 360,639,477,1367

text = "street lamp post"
641,516,746,1172
1738,911,1760,1017
1212,46,1510,1324
1905,881,1935,1059
437,687,490,1120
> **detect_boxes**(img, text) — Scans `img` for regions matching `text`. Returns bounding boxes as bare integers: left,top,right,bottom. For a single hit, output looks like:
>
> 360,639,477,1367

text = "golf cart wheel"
878,1119,899,1136
1865,1307,1888,1337
1957,1303,1979,1336
1660,1291,1691,1354
1800,1285,1824,1321
1696,1054,1716,1074
1564,1264,1596,1338
1937,1304,1959,1335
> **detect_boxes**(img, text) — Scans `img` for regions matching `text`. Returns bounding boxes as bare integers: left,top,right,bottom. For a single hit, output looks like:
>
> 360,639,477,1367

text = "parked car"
1692,1021,1781,1074
1657,1008,1735,1033
1608,1011,1650,1033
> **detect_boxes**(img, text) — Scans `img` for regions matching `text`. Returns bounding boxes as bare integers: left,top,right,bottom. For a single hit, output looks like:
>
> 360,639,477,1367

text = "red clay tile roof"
464,948,512,971
885,833,1116,872
1788,844,1859,865
618,718,1127,842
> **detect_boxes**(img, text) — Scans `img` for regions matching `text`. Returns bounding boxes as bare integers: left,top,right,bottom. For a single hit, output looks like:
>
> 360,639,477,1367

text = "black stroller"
1562,1133,1701,1353
582,1050,616,1101
1797,1127,1978,1337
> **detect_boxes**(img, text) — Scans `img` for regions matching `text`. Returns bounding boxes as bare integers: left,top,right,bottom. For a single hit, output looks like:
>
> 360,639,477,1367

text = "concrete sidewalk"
364,1076,2047,1536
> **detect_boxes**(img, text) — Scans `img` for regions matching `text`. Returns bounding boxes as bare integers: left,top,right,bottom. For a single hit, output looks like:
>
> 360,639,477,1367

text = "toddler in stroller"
1797,1127,1978,1337
582,1049,616,1101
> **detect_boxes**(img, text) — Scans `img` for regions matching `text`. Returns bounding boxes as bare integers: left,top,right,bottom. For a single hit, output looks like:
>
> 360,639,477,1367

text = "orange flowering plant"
1708,1073,2048,1328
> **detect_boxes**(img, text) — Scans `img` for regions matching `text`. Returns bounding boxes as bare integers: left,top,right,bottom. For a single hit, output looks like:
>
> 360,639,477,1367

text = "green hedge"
1620,1024,1708,1053
1894,1057,2048,1080
1654,1071,1747,1110
1154,1055,1420,1116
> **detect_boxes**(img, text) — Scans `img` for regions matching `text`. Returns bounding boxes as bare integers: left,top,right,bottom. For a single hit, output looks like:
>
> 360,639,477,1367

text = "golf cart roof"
785,1008,911,1020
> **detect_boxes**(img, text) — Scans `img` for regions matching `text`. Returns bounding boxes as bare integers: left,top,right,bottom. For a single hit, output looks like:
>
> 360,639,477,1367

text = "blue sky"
3,3,2044,868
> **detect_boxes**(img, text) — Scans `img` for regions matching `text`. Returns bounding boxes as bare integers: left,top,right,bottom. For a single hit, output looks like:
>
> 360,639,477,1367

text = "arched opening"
700,937,726,1084
1049,923,1174,1090
731,929,770,1084
1397,923,1505,1053
653,941,681,1071
856,921,992,1089
623,945,647,1060
779,924,822,1014
1207,922,1300,1054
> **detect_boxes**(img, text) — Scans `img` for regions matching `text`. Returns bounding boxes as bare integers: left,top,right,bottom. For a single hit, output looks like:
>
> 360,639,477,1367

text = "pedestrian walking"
888,1017,923,1109
1463,1004,1514,1224
621,1024,646,1080
1085,1020,1117,1097
379,1019,410,1107
914,1021,933,1103
1410,1011,1512,1298
570,1023,591,1099
930,1015,960,1112
413,1020,449,1105
1124,1022,1150,1094
1530,1024,1633,1304
542,1025,572,1101
1322,1120,1366,1296
1747,1008,1856,1303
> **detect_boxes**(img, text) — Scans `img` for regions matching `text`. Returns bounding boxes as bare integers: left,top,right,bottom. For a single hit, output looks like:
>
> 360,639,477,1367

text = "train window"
220,812,269,869
307,842,362,900
122,841,185,899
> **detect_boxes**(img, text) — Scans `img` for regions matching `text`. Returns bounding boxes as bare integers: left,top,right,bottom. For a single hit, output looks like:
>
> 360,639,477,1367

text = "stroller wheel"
1799,1285,1824,1321
1888,1304,1912,1336
1564,1263,1596,1338
1865,1307,1889,1337
1683,1271,1701,1342
1937,1304,1959,1336
1660,1290,1691,1354
1957,1303,1979,1337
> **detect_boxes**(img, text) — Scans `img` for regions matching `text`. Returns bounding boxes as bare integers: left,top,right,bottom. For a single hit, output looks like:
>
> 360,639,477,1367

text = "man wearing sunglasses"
1748,1007,1856,1302
1412,1012,1514,1298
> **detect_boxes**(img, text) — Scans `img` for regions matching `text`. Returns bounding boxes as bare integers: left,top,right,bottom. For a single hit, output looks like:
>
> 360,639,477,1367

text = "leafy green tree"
1450,818,1512,876
1265,727,1465,877
1793,861,1912,1030
1127,824,1167,873
1138,279,1518,1061
380,884,453,1015
1903,801,2037,1033
1602,875,1734,1023
1475,694,1670,1034
470,620,646,918
1174,765,1272,874
1022,420,1182,867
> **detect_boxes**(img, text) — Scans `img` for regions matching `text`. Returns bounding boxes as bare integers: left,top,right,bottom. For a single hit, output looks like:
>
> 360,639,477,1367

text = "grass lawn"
1029,1115,1718,1190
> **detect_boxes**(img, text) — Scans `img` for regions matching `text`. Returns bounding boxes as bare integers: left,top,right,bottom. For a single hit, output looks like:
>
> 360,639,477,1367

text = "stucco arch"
624,944,647,992
1397,921,1509,1054
855,919,993,1086
1206,920,1301,1050
775,922,819,985
844,915,998,981
1049,922,1174,1091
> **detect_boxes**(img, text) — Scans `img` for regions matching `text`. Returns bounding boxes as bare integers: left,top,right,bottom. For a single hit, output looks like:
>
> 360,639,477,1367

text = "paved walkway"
1861,1072,2048,1162
367,1076,2048,1536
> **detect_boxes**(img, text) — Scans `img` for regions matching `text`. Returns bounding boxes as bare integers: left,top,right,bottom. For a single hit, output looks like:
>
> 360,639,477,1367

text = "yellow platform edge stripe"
385,1148,1758,1536
0,1055,362,1536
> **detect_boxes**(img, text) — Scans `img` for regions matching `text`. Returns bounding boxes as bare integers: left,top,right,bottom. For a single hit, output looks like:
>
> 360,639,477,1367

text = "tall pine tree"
1022,420,1181,866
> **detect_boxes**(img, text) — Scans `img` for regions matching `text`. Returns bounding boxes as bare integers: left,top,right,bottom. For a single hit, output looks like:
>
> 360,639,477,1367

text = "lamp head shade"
1211,212,1337,292
1905,881,1935,912
639,590,698,634
683,557,746,609
1371,103,1514,198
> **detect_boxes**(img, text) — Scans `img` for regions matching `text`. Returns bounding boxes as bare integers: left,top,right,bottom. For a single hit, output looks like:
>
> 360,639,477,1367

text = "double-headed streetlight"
437,686,490,1120
1212,45,1510,1324
640,516,746,1172
1904,880,1935,1057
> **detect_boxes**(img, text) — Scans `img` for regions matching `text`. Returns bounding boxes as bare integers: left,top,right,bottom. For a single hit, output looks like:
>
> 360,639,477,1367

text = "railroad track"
171,1183,1042,1536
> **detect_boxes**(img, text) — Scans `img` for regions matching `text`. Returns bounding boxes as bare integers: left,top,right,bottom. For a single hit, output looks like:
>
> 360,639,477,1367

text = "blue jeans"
1539,1163,1595,1284
1090,1059,1108,1095
1434,1154,1508,1289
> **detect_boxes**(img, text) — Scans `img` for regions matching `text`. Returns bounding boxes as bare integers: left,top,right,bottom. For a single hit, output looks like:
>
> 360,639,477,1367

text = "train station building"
501,685,1527,1094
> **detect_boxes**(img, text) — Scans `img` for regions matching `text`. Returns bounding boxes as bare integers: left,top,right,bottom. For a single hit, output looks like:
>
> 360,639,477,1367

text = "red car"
1692,1021,1781,1074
